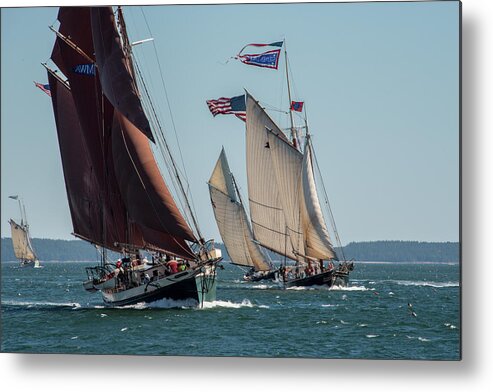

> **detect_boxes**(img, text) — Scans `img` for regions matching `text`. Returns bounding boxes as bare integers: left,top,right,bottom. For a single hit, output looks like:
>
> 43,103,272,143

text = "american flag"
206,95,246,122
34,81,51,97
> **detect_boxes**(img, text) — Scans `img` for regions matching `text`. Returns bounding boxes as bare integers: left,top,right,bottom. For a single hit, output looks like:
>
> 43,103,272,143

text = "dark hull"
102,271,217,307
284,270,350,288
245,269,278,282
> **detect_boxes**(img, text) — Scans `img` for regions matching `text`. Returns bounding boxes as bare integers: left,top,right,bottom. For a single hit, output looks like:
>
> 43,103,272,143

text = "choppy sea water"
1,261,460,359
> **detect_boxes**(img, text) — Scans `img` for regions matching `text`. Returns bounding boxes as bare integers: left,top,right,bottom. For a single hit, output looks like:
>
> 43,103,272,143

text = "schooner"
8,195,40,268
208,41,353,288
43,6,221,306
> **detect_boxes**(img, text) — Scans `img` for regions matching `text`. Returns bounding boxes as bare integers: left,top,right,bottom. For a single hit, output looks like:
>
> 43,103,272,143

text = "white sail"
245,92,297,260
9,219,37,261
209,149,270,271
266,130,304,260
301,141,338,260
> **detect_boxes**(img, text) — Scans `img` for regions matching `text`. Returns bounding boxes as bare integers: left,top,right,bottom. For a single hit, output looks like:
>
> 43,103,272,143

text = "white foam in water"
2,300,82,308
444,323,457,329
357,323,368,327
321,304,338,308
366,334,379,338
201,299,267,309
120,327,128,332
120,298,200,309
392,280,459,288
251,284,269,290
418,337,431,342
330,285,370,291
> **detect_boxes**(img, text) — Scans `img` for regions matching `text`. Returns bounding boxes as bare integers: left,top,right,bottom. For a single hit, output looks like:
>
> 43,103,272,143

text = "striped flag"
206,95,246,122
34,81,51,97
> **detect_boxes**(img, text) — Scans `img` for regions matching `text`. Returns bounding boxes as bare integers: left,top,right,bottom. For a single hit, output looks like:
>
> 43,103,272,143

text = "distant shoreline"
1,238,460,263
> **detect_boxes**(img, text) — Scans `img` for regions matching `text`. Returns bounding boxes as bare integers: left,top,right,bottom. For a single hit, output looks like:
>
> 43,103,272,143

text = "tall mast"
284,39,296,147
118,6,205,244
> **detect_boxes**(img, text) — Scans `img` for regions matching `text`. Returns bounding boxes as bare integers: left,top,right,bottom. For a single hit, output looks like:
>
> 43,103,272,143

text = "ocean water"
1,261,460,360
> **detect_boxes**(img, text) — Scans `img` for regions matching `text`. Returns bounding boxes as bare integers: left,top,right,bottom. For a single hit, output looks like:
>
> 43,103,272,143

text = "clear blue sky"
1,1,459,244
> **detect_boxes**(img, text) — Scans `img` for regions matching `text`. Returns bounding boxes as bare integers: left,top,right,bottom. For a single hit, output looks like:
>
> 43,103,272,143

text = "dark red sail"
90,6,154,142
48,6,197,259
111,110,197,242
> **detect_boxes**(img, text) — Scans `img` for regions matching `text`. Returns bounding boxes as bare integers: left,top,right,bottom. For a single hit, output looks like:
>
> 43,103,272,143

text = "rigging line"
117,120,197,259
133,60,197,234
134,62,191,223
310,140,346,261
117,8,193,231
138,7,201,234
100,10,195,258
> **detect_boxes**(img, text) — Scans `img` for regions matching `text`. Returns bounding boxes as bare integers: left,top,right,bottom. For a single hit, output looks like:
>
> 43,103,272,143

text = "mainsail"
9,219,37,261
47,6,196,260
245,92,338,262
208,148,270,271
245,92,297,260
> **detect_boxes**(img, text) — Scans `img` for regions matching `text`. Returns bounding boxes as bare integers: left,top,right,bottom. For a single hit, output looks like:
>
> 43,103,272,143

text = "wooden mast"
283,39,296,148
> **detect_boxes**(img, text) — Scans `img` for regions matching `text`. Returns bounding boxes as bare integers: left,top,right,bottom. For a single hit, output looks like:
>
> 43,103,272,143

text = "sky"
0,1,460,245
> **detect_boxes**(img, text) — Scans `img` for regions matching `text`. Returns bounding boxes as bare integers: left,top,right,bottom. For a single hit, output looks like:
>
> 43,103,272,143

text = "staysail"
208,148,270,271
48,6,196,260
301,140,338,260
9,219,37,261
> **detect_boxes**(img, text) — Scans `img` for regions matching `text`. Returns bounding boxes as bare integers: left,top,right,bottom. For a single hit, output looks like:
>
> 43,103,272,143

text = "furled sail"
209,149,270,271
48,6,197,259
301,140,338,260
245,92,297,260
9,219,37,261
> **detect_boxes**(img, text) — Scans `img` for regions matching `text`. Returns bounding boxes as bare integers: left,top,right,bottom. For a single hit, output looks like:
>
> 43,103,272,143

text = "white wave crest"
366,334,379,338
330,285,370,291
392,280,459,288
201,299,269,309
2,300,82,309
251,284,270,290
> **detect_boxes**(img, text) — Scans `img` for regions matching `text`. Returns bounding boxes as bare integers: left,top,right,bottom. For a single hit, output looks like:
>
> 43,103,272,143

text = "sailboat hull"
100,267,217,307
284,270,350,288
20,260,38,268
244,269,278,282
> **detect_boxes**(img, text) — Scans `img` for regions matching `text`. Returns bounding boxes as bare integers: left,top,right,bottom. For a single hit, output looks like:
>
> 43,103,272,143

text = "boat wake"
97,298,271,310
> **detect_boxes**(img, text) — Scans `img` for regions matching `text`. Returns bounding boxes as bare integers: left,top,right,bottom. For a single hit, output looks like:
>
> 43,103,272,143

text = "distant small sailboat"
8,195,40,268
208,148,277,282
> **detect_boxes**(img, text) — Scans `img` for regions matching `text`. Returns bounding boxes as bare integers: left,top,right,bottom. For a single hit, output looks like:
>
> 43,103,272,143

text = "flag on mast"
34,81,51,97
206,95,246,122
290,101,304,112
235,41,284,70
